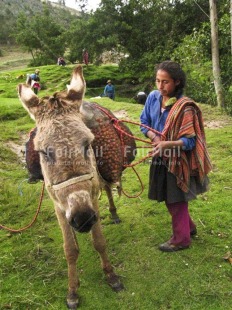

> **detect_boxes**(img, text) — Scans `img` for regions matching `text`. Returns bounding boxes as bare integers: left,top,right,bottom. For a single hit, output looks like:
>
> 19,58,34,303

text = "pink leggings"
165,201,196,246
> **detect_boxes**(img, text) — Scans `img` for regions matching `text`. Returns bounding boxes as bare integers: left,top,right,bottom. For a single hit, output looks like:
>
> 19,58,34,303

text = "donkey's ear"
67,65,86,102
17,84,40,121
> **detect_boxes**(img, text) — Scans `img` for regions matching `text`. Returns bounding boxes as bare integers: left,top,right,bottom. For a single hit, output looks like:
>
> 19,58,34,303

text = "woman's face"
155,69,179,97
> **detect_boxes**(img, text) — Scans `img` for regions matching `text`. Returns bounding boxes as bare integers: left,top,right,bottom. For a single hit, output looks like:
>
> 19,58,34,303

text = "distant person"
104,80,115,100
135,91,147,104
57,56,66,66
26,69,41,94
82,49,89,65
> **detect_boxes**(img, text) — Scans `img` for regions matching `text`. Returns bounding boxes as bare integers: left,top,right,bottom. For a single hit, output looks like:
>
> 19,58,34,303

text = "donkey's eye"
39,147,56,163
84,144,90,159
39,150,49,162
39,150,47,156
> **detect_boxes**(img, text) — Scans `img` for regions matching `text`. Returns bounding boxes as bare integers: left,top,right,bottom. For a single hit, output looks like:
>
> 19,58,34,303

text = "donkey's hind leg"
104,184,121,224
55,205,80,309
91,216,124,292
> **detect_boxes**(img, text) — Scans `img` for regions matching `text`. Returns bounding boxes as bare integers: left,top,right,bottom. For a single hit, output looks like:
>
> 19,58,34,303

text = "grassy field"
0,65,232,310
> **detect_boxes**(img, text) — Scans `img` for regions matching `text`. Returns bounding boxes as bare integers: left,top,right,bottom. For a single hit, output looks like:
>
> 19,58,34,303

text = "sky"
53,0,101,12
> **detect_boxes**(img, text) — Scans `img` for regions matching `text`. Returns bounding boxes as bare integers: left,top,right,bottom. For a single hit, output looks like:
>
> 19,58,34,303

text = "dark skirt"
149,157,209,204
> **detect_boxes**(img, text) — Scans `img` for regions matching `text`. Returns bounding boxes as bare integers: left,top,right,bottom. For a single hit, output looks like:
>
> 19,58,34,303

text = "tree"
68,0,209,75
209,0,224,108
14,8,66,65
86,0,209,76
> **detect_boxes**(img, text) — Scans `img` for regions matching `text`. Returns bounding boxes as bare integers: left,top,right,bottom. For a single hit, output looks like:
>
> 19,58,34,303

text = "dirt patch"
6,141,25,163
204,120,230,129
0,45,32,71
5,134,28,164
113,110,129,119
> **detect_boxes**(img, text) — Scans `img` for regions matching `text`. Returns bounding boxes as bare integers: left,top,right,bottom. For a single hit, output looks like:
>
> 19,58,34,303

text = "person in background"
26,69,41,94
104,80,115,100
57,56,66,66
140,60,212,252
135,91,147,104
82,49,89,65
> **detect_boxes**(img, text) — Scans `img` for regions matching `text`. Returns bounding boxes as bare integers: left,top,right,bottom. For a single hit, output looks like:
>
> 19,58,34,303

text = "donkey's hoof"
67,300,79,309
67,293,79,309
111,214,121,224
112,217,121,224
107,275,124,292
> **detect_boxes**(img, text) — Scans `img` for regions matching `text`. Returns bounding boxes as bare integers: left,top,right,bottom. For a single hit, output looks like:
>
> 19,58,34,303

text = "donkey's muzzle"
69,210,97,233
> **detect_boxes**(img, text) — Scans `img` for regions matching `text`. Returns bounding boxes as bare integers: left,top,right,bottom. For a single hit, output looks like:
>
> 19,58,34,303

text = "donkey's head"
18,66,98,233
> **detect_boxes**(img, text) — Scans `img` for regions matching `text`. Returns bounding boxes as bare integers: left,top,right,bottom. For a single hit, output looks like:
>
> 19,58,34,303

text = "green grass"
0,66,232,310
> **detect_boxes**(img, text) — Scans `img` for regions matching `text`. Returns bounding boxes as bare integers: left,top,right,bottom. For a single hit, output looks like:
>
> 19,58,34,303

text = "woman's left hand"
150,140,184,158
151,141,172,157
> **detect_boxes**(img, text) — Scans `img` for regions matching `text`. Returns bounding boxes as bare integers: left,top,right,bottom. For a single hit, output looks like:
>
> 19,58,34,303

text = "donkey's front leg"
91,217,124,292
55,205,80,309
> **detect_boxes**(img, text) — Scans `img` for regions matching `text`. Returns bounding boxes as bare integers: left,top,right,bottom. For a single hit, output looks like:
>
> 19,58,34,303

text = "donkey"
18,65,124,309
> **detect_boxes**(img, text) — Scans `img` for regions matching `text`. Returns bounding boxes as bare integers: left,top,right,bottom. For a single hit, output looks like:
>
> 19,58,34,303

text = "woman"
140,61,212,252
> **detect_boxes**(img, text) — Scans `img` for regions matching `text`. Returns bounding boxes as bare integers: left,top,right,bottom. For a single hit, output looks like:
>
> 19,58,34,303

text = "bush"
183,61,217,105
29,55,55,67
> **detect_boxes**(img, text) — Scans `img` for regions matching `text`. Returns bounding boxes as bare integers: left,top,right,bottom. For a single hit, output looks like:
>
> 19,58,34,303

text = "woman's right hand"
147,130,161,143
147,130,161,157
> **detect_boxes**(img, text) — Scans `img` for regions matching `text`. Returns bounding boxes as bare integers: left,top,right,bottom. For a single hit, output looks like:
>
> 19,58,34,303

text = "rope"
48,172,94,191
0,182,45,233
94,104,164,142
121,166,144,198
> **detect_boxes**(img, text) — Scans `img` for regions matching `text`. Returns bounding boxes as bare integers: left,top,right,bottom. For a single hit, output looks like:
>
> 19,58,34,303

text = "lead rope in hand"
0,182,45,233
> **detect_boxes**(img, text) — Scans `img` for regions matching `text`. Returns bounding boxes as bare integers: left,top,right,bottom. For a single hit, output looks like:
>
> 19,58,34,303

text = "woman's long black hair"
155,61,186,97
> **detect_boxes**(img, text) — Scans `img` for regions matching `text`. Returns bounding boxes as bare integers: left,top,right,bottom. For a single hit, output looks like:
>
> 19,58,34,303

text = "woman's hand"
147,130,161,143
151,140,184,158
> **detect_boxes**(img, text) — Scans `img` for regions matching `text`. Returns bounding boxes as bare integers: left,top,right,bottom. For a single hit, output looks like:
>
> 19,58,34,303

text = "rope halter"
48,172,95,191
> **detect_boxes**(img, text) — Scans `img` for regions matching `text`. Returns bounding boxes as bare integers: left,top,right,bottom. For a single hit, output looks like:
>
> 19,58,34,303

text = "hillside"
0,0,80,17
0,0,80,44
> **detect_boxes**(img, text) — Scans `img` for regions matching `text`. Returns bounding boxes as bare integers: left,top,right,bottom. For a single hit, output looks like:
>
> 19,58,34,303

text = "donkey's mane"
38,92,79,120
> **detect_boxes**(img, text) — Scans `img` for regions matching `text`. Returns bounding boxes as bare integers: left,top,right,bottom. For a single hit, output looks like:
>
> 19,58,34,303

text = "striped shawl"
162,97,212,193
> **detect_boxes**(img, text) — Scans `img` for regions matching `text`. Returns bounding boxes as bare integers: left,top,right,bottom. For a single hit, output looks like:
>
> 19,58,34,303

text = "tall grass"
0,67,232,309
